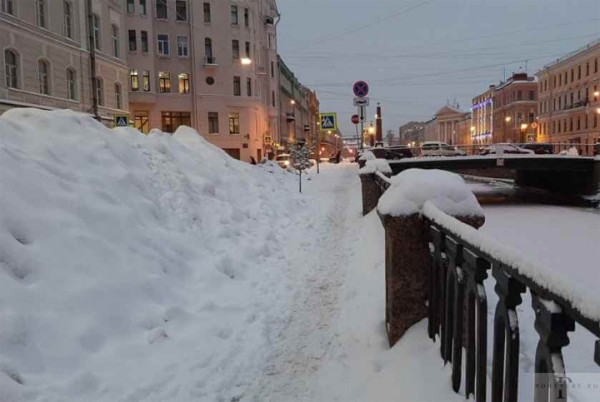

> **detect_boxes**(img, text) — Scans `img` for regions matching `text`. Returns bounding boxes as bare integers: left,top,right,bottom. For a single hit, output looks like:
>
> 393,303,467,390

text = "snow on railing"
363,169,600,401
424,201,600,401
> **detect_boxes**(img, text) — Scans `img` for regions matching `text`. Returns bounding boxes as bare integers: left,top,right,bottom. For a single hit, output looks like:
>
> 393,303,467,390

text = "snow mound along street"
0,109,303,401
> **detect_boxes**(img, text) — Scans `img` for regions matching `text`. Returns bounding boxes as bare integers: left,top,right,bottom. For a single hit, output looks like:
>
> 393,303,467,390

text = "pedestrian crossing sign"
319,113,337,130
114,115,129,127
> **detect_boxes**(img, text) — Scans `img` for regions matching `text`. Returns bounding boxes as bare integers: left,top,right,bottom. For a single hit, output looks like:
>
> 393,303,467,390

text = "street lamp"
505,116,512,122
241,57,252,65
290,100,295,105
594,90,600,98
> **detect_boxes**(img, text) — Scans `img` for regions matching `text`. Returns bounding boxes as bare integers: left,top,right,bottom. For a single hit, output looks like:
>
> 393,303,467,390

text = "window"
1,0,14,15
112,24,120,57
35,0,46,28
141,31,148,52
517,90,522,101
129,30,137,51
134,111,149,133
208,112,219,133
38,59,50,95
127,0,134,13
246,77,252,96
272,90,275,107
161,112,191,133
244,7,249,27
176,0,187,21
205,38,213,59
178,73,190,93
233,76,241,96
270,61,274,78
528,113,534,123
115,83,122,109
578,65,581,80
230,5,238,25
92,14,101,50
245,41,250,58
142,70,150,91
156,0,167,19
139,0,147,15
66,68,76,100
595,58,598,73
232,40,239,58
130,69,139,91
570,69,574,82
177,36,188,57
577,117,581,131
157,34,169,56
203,2,211,23
529,90,534,101
159,71,171,93
64,1,72,38
95,77,103,106
586,62,590,76
4,49,17,88
229,112,240,134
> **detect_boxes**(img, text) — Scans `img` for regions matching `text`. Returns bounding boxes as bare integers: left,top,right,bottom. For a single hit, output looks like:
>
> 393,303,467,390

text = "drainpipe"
86,0,99,121
275,10,281,152
189,1,198,131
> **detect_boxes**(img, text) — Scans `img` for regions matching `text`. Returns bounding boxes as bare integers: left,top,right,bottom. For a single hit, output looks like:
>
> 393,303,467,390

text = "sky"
276,0,600,138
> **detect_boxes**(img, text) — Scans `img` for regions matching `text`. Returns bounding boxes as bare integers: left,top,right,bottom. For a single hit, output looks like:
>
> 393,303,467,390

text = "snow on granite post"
359,159,392,216
357,149,376,169
377,169,485,347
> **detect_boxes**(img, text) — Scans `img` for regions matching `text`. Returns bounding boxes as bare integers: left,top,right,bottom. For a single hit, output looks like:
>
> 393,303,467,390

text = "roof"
537,38,600,74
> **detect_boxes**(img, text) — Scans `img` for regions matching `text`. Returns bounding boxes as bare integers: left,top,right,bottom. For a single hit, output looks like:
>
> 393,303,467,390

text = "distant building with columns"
423,104,470,145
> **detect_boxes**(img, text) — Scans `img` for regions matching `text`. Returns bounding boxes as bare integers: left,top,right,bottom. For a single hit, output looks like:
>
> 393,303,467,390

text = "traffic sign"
320,112,338,130
114,115,129,127
351,114,359,125
354,97,369,107
353,81,369,98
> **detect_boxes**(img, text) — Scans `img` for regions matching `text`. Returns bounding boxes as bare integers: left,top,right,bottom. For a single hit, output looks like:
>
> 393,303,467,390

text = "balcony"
286,113,295,121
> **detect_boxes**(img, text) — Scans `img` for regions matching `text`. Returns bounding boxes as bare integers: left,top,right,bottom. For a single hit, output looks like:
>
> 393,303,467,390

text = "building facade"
536,40,600,154
126,0,280,162
423,104,470,145
471,86,495,145
1,0,129,124
278,56,312,151
491,72,537,144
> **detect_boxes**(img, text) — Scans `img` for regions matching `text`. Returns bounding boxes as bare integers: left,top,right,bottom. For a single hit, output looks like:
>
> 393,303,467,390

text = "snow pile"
359,159,392,175
0,109,304,401
358,150,376,161
559,146,579,156
377,168,484,217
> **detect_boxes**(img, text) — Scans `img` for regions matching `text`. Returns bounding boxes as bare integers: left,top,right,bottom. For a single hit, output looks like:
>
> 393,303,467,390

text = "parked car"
480,143,534,155
276,153,291,168
421,141,464,157
520,143,554,154
384,146,413,160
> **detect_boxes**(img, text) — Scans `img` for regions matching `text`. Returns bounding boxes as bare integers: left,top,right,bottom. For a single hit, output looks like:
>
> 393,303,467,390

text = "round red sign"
351,114,359,125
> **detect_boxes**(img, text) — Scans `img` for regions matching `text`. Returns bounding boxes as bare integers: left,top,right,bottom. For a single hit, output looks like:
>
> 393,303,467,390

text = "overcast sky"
276,0,600,137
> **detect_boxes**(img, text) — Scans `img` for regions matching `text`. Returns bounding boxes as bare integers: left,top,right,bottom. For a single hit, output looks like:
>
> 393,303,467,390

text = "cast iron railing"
423,202,600,401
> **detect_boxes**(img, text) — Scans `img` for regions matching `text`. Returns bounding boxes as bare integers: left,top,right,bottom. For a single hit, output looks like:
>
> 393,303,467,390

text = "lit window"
130,69,139,91
229,113,240,134
178,73,190,94
142,70,150,91
159,71,171,93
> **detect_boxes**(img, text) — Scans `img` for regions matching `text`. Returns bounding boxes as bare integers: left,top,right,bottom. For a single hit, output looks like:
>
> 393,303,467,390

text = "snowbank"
377,168,484,217
0,109,304,401
359,159,392,175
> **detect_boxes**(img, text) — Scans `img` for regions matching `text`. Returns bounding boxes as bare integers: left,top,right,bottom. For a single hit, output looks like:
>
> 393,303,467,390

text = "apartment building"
536,39,600,153
126,0,281,162
491,72,537,143
471,86,494,145
0,0,129,123
278,56,311,150
398,121,426,145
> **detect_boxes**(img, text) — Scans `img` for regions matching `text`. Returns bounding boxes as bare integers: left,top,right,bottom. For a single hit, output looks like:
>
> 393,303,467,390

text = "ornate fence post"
359,172,382,216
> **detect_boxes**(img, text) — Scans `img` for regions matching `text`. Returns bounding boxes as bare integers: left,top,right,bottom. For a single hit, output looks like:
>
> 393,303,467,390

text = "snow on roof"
377,169,484,218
